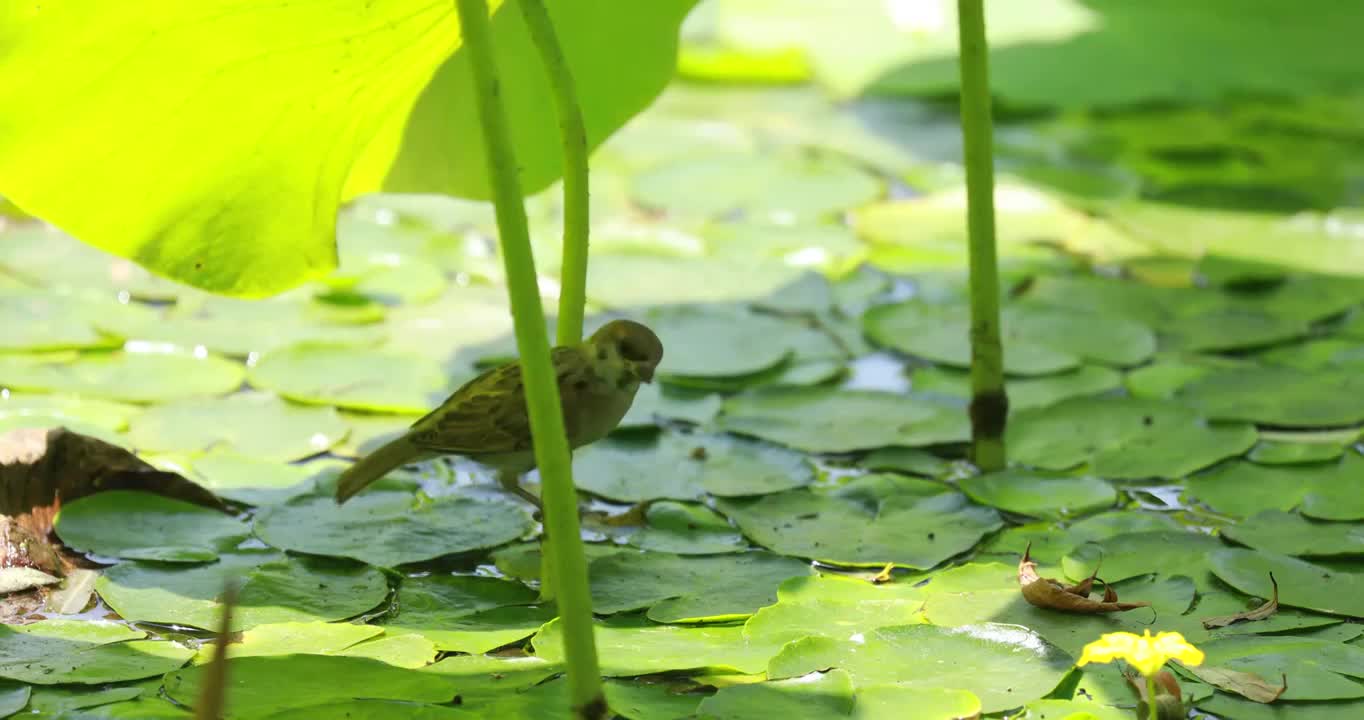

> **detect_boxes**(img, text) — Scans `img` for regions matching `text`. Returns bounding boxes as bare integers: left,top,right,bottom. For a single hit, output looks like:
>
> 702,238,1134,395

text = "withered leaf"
1019,543,1151,613
1186,665,1288,704
1202,572,1278,629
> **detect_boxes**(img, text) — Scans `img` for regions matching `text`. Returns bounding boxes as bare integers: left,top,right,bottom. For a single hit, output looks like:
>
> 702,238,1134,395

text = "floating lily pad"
707,223,868,274
337,634,438,669
1249,439,1347,465
855,685,984,720
1063,531,1226,588
0,350,245,403
574,431,813,503
910,364,1122,412
743,574,928,646
695,668,854,719
717,387,967,453
718,490,1001,569
859,446,951,477
392,605,556,655
646,305,800,378
1185,460,1315,519
1198,692,1364,720
0,620,192,685
1176,365,1364,427
0,291,133,351
380,575,537,650
627,502,748,555
249,343,448,413
1222,510,1364,557
619,383,723,429
254,490,533,568
127,392,347,461
0,391,140,432
589,551,811,622
767,624,1072,714
55,490,248,562
587,254,804,308
864,300,1154,375
1193,634,1364,701
164,654,453,718
97,293,387,357
958,470,1117,519
97,551,388,631
182,452,336,506
24,684,144,715
0,682,27,717
1210,549,1364,618
200,621,384,660
632,151,883,221
1007,396,1256,478
1298,451,1364,521
533,615,780,676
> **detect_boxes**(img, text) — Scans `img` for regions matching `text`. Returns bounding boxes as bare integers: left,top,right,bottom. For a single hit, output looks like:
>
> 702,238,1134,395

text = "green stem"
955,0,1007,471
518,0,590,348
452,1,604,717
517,0,590,604
1146,674,1159,720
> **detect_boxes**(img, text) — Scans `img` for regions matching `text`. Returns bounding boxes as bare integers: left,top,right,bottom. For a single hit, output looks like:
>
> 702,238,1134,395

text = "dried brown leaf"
1019,544,1150,613
1202,572,1279,629
1187,665,1288,704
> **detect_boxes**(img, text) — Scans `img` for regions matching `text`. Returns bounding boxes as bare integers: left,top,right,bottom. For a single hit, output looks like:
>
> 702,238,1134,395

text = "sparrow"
334,319,663,506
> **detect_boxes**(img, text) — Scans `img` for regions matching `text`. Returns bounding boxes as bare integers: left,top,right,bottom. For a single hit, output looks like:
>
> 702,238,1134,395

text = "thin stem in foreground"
1146,675,1159,720
955,0,1008,471
518,0,590,348
452,0,605,717
517,0,591,603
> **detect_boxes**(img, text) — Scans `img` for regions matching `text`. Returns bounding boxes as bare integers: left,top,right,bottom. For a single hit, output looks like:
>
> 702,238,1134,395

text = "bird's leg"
497,470,543,512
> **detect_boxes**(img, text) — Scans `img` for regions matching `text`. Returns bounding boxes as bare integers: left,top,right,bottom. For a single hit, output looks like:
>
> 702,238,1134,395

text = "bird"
334,319,664,506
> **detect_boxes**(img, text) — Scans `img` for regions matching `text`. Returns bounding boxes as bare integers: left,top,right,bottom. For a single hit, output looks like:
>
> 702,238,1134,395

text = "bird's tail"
334,436,421,504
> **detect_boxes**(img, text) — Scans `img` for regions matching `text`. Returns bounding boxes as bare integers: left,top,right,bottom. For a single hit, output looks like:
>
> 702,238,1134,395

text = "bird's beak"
637,363,655,383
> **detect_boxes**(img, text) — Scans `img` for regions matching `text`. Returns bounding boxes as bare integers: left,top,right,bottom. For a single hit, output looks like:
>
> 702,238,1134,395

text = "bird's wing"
407,346,589,454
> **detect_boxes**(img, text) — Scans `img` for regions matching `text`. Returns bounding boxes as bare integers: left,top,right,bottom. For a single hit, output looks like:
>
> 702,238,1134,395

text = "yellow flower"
1076,630,1205,677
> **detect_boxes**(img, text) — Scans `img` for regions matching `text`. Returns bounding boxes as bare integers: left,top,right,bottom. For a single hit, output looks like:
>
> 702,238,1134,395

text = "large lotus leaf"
1007,396,1256,477
706,0,1364,108
1210,548,1364,619
717,490,1001,569
743,573,928,646
573,431,813,503
716,387,968,453
96,551,388,631
55,490,249,563
864,301,1153,375
533,615,781,676
181,453,338,507
588,551,811,622
767,624,1072,714
0,350,245,403
0,0,697,295
1176,365,1364,427
126,392,348,461
380,575,540,651
253,490,534,568
0,620,192,685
